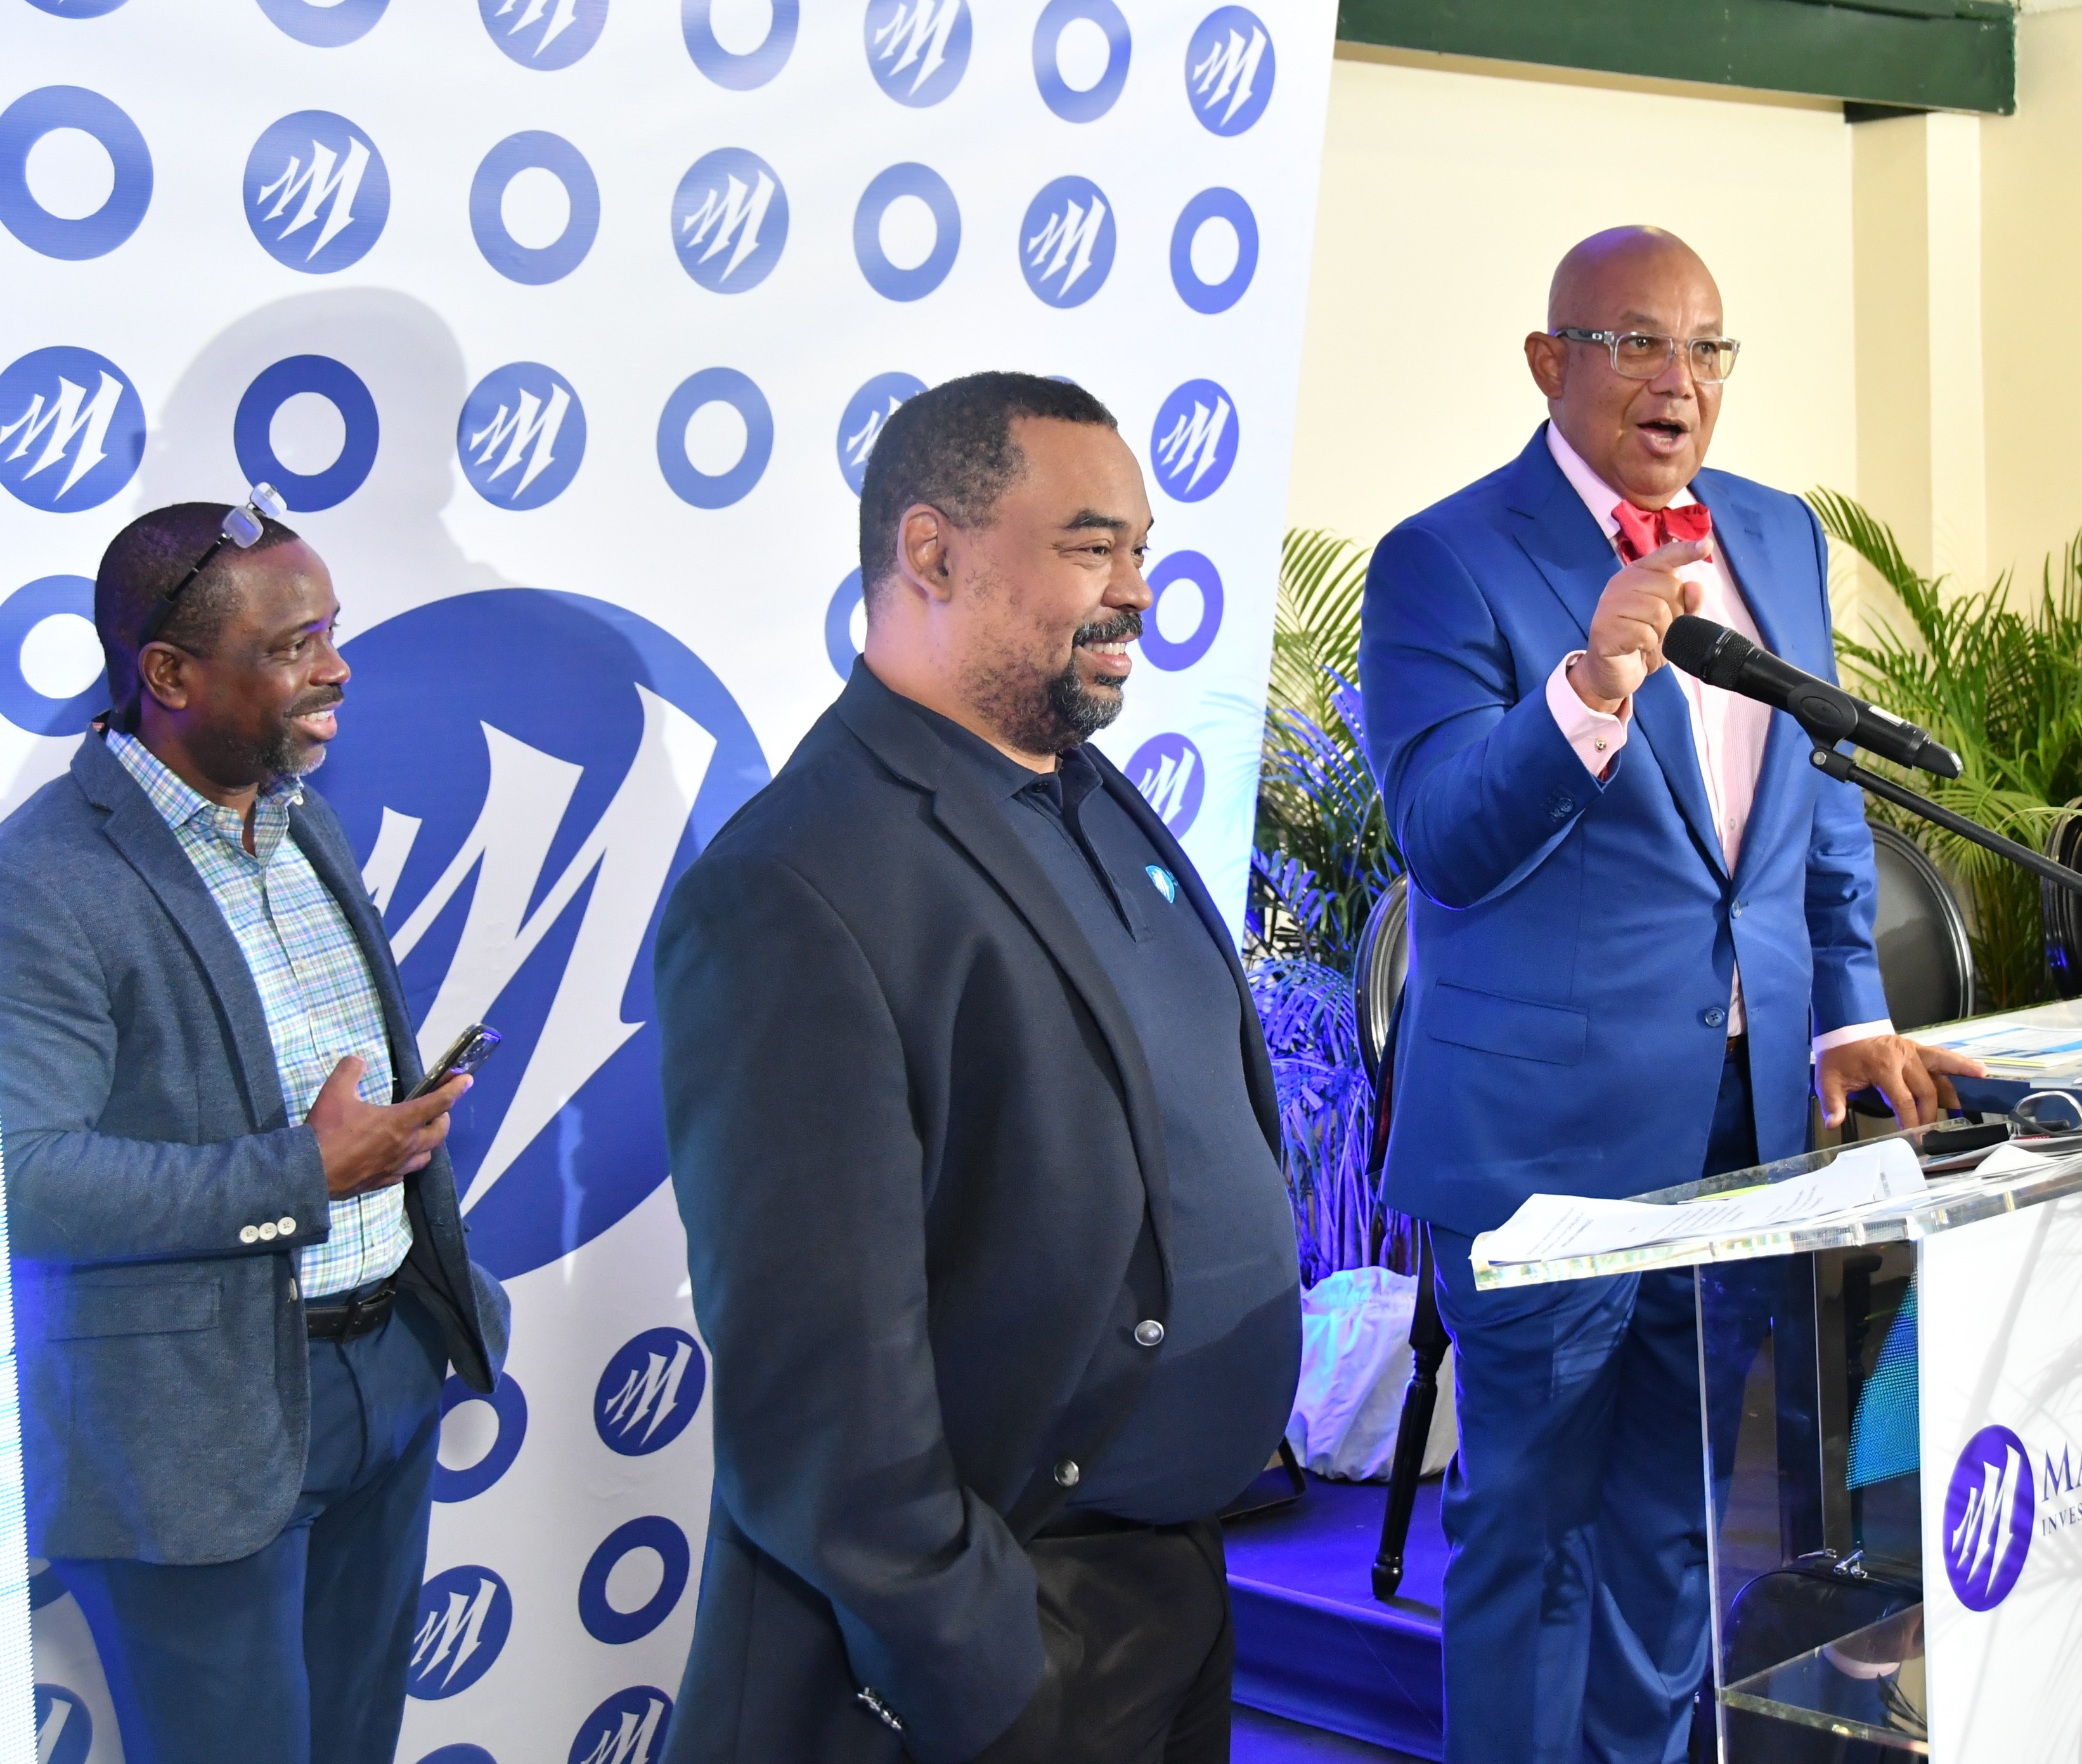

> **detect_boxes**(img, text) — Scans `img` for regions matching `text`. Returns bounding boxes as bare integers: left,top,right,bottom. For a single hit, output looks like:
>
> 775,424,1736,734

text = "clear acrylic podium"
1471,1124,2082,1762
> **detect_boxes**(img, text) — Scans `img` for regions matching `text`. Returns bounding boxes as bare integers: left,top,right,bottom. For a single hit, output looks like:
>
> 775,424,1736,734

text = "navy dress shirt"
900,700,1298,1523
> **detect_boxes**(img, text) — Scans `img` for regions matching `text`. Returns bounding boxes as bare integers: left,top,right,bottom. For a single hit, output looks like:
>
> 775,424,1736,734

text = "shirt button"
1134,1319,1165,1348
1702,1007,1728,1029
240,1225,261,1245
1054,1458,1081,1488
278,1216,297,1236
257,1221,278,1242
1593,738,1608,753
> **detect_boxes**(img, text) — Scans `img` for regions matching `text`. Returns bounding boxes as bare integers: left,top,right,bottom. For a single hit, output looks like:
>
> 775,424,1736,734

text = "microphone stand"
1807,744,2082,899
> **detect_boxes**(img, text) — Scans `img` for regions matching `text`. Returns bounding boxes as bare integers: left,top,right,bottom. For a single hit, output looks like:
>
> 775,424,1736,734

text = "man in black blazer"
656,372,1302,1763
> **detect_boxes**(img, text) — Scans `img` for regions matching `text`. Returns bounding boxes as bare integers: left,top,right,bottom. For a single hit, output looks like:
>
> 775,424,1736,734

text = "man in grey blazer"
0,499,508,1764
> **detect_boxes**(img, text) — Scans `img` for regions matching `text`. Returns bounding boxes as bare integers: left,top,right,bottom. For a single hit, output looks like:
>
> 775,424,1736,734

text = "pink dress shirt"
1538,425,1890,1053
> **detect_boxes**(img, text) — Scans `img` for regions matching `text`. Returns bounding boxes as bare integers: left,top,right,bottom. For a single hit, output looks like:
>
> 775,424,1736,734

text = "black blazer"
654,666,1281,1764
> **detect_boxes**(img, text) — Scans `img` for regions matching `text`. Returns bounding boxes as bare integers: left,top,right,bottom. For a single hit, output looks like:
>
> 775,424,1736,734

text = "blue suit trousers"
53,1284,447,1764
1431,1044,1760,1764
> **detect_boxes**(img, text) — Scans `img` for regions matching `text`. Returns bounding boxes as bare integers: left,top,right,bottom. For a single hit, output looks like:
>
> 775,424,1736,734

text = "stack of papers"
1930,1023,2082,1076
1480,1140,1927,1267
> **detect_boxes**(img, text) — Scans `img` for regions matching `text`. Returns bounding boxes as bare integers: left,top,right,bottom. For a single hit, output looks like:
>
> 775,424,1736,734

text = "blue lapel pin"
1146,864,1177,903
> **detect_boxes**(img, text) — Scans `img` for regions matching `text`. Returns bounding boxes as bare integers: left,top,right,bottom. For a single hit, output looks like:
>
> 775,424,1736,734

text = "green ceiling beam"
1336,0,2017,116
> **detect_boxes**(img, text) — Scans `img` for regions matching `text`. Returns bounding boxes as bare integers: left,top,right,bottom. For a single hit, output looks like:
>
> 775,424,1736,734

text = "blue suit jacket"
1359,427,1889,1235
0,733,510,1564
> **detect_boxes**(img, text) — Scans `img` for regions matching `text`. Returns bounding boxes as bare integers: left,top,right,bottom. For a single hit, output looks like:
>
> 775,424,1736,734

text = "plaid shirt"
107,733,411,1297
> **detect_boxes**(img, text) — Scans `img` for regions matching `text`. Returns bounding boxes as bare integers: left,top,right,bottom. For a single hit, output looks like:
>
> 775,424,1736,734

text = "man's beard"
235,689,342,783
971,609,1141,756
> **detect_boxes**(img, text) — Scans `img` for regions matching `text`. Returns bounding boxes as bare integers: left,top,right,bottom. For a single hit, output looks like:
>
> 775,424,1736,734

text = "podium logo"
867,0,971,106
322,591,768,1278
408,1567,512,1699
837,372,925,494
1944,1424,2034,1611
1151,380,1238,503
458,363,586,510
0,345,145,512
1186,7,1274,136
570,1688,673,1764
245,110,389,274
1021,176,1115,309
595,1327,706,1456
1128,733,1205,837
32,1687,90,1764
479,0,608,68
673,148,787,292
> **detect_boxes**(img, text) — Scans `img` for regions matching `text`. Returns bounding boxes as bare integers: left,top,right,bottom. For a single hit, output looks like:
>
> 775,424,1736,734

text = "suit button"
1730,900,1745,919
1134,1319,1165,1348
278,1217,297,1236
257,1221,278,1241
1054,1458,1081,1488
1702,1007,1728,1029
240,1225,261,1245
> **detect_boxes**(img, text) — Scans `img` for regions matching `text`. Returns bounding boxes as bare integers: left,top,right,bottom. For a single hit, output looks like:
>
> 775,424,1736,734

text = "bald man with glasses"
1358,227,1977,1762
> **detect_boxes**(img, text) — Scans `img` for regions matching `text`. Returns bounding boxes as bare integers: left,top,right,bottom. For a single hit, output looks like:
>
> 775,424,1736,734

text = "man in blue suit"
0,502,508,1764
1359,227,1979,1761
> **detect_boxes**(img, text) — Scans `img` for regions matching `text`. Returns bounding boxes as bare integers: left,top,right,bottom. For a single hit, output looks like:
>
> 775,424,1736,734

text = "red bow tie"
1611,500,1712,564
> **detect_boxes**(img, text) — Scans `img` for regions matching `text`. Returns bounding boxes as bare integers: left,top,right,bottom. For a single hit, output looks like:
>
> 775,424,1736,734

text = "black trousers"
974,1515,1234,1764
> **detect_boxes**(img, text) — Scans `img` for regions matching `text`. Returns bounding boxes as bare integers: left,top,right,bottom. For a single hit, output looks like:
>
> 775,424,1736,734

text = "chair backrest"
2043,799,2082,1000
1354,875,1410,1088
1866,823,1974,1031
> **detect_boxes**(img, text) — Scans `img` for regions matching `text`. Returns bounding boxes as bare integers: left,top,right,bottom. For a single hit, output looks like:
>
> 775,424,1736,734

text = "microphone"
1661,615,1963,780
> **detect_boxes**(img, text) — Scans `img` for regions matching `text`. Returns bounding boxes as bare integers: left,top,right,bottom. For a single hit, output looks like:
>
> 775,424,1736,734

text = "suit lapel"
292,798,425,1094
75,738,288,1131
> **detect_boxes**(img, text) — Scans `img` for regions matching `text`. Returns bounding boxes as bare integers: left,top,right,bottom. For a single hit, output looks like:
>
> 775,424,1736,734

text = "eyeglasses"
1550,329,1742,383
138,483,287,647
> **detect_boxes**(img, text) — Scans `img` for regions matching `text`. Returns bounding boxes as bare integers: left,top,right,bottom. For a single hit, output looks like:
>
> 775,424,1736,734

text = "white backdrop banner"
0,1,1335,1758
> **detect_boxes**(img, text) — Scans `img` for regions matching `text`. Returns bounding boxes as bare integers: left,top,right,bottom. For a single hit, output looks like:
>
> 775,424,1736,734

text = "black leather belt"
305,1277,397,1342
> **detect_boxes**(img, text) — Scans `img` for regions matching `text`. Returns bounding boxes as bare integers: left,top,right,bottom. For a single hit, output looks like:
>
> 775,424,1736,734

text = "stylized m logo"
0,371,124,501
1190,25,1268,127
600,1340,695,1446
681,172,777,282
1137,748,1197,822
578,1697,669,1764
843,397,902,475
1155,396,1232,495
411,1576,500,1690
494,0,581,56
872,0,961,95
362,685,718,1213
253,133,372,261
1949,1441,2025,1597
468,383,573,501
36,1697,72,1764
1026,195,1107,297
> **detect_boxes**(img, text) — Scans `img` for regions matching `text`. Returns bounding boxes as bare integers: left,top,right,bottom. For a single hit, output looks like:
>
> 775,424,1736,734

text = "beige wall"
1285,48,1859,553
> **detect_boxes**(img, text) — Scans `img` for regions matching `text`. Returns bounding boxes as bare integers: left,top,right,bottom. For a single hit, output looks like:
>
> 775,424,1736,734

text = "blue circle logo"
257,0,389,46
866,0,971,106
683,0,797,88
408,1566,512,1700
31,1688,90,1764
1033,0,1130,123
673,148,787,293
0,345,145,512
855,163,960,303
657,368,773,509
458,363,586,511
245,110,389,275
1127,733,1205,835
0,87,152,261
1141,552,1223,672
1943,1424,2035,1611
415,1749,498,1764
23,0,126,13
1170,188,1257,315
433,1372,528,1503
479,0,606,67
233,355,379,514
1149,379,1237,503
826,570,865,679
570,1689,673,1764
1020,176,1114,309
0,576,105,737
837,372,924,496
595,1327,706,1455
578,1516,692,1644
321,591,770,1278
470,132,598,285
1186,7,1274,134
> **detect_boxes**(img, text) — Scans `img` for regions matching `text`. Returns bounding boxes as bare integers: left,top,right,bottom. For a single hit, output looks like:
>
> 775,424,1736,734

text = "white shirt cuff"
1813,1019,1896,1058
1544,653,1630,778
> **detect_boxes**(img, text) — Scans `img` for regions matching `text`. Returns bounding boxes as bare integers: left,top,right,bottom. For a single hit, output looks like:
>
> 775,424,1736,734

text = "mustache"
1073,610,1142,647
287,688,344,718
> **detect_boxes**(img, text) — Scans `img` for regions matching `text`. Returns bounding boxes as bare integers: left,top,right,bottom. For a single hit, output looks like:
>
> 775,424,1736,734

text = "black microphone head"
1662,615,1733,679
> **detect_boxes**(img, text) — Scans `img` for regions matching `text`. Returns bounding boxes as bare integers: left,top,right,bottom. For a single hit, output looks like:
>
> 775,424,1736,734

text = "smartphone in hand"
408,1024,501,1101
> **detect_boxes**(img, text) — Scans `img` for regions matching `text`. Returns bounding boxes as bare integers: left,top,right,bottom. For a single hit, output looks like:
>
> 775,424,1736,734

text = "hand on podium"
1815,1034,1986,1130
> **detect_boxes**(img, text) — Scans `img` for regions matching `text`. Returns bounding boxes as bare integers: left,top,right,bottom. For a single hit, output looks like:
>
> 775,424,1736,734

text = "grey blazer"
0,733,509,1565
